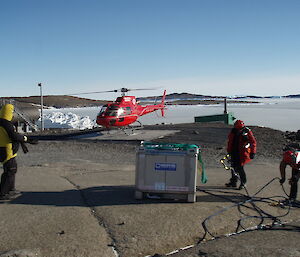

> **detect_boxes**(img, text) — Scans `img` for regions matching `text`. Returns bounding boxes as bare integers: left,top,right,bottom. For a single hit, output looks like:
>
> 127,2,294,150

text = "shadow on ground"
4,186,248,207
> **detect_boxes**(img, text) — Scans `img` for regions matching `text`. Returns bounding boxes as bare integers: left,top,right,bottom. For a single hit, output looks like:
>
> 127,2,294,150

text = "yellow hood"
0,104,14,121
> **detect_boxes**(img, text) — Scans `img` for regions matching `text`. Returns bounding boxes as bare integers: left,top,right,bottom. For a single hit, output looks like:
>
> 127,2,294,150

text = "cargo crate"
135,142,200,203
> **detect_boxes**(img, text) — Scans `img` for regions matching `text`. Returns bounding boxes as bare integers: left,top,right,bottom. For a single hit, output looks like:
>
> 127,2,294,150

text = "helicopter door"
117,108,129,122
126,107,132,114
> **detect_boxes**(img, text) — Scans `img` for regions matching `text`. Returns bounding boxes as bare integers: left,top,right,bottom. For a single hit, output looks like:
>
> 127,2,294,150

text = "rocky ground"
0,122,300,257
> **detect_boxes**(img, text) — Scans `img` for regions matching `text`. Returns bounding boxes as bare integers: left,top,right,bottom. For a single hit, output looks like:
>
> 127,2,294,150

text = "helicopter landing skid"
130,120,144,130
121,121,144,135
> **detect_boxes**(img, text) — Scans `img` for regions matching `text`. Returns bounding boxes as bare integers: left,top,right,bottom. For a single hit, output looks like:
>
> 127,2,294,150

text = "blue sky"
1,0,299,99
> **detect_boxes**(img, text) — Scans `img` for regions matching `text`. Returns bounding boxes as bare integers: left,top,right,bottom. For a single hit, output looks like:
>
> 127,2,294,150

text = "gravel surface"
1,122,299,257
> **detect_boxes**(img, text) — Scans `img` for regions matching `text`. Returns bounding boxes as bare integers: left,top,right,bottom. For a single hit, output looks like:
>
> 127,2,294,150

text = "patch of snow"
41,111,96,130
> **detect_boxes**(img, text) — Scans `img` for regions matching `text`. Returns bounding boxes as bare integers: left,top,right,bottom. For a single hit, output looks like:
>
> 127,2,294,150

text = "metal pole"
38,83,44,131
224,97,228,114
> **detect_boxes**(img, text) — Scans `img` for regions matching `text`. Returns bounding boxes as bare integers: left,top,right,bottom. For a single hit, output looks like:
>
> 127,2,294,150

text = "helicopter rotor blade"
64,89,118,96
58,87,162,96
126,87,162,92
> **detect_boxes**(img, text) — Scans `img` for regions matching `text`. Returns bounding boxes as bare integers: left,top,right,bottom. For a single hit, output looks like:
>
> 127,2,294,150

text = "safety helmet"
234,120,245,130
283,150,295,164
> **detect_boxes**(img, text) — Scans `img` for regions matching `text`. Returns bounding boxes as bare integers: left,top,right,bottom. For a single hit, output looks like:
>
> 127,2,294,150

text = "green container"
194,112,235,125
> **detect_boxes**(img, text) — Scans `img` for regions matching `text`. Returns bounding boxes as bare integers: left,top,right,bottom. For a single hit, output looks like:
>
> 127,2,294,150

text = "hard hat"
234,120,245,129
283,150,295,164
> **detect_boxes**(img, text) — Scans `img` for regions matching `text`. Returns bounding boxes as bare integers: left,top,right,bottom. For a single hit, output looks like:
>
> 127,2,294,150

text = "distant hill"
2,95,109,108
234,94,300,99
138,92,258,105
2,92,299,109
139,92,224,100
285,94,300,98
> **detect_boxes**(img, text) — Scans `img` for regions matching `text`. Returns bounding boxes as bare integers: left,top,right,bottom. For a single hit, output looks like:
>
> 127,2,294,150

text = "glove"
279,178,286,184
250,153,255,159
20,142,29,154
226,153,232,163
27,137,39,144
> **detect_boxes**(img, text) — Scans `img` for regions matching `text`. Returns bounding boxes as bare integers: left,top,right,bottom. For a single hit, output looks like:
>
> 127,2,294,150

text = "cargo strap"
198,150,207,184
142,142,207,184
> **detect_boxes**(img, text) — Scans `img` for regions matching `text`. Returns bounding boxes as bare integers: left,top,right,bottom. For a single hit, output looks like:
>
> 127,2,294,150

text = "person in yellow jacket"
0,104,28,200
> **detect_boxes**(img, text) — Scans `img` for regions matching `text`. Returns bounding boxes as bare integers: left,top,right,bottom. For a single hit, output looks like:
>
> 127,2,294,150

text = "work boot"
8,190,21,197
280,199,292,207
287,198,300,207
0,194,11,201
225,182,237,188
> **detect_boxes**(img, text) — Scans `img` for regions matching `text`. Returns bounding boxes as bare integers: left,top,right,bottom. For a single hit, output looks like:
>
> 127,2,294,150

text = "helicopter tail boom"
137,90,166,117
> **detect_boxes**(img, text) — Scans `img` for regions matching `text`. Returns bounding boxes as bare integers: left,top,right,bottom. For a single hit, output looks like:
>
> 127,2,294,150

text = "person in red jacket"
225,120,257,190
279,148,300,202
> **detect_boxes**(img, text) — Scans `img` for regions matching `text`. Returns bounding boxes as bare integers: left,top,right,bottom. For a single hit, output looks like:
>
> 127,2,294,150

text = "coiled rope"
197,155,299,243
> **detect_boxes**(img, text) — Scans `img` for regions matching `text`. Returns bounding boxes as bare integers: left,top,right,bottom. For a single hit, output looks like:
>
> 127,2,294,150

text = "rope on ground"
196,176,300,244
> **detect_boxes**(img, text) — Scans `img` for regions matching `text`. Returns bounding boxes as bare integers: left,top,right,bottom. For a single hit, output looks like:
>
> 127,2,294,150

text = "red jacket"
282,150,300,170
227,127,257,166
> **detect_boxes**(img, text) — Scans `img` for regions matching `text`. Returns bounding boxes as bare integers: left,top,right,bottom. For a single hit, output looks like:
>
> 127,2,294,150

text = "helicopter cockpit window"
106,105,121,117
117,108,125,117
116,97,122,103
98,105,108,116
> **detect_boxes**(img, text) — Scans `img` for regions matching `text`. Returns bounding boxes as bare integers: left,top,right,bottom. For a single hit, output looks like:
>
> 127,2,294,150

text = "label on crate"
155,162,177,171
155,182,166,190
166,186,189,192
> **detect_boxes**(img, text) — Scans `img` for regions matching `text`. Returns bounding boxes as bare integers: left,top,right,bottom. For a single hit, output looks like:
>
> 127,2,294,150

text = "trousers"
290,168,299,200
0,157,17,196
230,166,247,185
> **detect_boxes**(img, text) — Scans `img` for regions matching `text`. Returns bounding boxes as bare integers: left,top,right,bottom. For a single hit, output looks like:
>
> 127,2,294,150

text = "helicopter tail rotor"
160,90,166,117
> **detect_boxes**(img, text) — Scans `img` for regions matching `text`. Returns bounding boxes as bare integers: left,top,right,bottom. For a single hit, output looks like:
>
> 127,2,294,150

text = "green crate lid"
141,141,199,151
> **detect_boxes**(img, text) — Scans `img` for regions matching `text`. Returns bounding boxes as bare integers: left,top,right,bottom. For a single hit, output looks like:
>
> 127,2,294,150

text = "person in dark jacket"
226,120,257,190
279,148,300,202
0,104,28,200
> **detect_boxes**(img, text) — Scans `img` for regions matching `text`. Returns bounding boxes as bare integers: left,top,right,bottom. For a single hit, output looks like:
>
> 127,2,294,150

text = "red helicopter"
96,88,166,128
